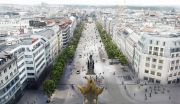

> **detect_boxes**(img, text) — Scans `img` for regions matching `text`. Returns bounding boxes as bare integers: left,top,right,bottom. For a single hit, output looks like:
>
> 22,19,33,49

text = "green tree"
43,80,55,103
96,21,128,65
50,70,60,84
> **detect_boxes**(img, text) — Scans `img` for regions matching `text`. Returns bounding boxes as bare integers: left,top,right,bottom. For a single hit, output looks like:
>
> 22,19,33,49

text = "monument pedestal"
86,55,95,75
86,71,95,75
83,99,98,104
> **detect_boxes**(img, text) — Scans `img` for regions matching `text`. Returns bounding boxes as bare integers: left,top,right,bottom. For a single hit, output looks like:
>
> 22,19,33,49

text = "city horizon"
0,0,180,6
0,1,180,104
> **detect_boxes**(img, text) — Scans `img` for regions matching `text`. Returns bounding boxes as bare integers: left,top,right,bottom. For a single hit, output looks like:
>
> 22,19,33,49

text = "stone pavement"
113,63,180,104
17,90,47,104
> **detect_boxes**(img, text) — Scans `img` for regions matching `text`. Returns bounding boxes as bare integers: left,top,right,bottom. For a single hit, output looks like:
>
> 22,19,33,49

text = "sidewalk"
17,90,47,104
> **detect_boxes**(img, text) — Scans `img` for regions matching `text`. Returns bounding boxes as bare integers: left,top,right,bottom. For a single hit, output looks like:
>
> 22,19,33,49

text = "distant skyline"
0,0,180,6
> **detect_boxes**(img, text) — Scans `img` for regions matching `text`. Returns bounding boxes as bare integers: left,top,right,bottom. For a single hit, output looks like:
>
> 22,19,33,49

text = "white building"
134,29,180,84
99,9,180,85
69,16,77,38
20,37,46,87
0,52,21,104
59,21,71,48
34,28,59,64
4,44,27,90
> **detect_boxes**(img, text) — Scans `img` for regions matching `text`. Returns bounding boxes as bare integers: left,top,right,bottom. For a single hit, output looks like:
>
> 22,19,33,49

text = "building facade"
0,52,21,104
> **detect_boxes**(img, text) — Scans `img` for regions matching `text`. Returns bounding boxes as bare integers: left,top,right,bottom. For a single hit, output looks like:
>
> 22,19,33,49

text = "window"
171,61,175,64
178,72,180,75
144,77,148,80
18,62,25,69
19,68,26,75
169,74,172,77
174,73,177,76
156,80,161,83
159,60,164,64
154,47,159,51
156,41,159,45
151,64,156,68
14,69,17,73
26,61,33,64
176,60,179,64
25,55,32,58
145,63,150,67
158,66,162,70
170,67,174,71
157,72,161,76
27,67,34,70
5,76,8,80
176,54,179,57
145,70,149,73
27,73,34,76
0,72,1,76
4,69,7,73
153,52,158,56
146,57,150,61
159,53,163,56
149,46,152,50
160,48,164,52
151,71,155,75
149,51,152,54
10,72,13,76
9,65,11,69
17,56,24,62
175,66,178,70
1,80,3,84
152,59,157,62
168,81,171,84
172,54,174,58
150,40,152,44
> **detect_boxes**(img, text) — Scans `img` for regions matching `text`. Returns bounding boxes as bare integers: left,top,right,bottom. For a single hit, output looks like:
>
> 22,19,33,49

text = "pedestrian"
145,96,147,100
124,85,126,89
169,96,171,100
72,85,74,89
145,88,147,93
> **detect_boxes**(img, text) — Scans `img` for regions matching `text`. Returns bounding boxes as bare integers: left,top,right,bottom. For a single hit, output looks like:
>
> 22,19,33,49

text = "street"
49,21,134,104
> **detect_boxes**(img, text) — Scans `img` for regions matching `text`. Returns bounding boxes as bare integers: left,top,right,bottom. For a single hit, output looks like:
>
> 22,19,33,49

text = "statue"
78,76,104,104
86,55,95,75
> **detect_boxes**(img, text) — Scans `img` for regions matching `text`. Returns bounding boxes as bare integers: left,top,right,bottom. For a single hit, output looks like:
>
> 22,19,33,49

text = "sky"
0,0,180,6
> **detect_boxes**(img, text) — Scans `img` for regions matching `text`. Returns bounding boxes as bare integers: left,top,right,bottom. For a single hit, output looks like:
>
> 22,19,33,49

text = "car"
76,70,80,74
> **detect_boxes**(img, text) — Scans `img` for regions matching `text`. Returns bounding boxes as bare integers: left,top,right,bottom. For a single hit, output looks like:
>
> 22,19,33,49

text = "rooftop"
35,29,55,40
21,38,38,45
0,51,14,71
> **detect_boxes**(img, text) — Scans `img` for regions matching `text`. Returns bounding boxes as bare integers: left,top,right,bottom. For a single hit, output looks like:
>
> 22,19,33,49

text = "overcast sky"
0,0,180,6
